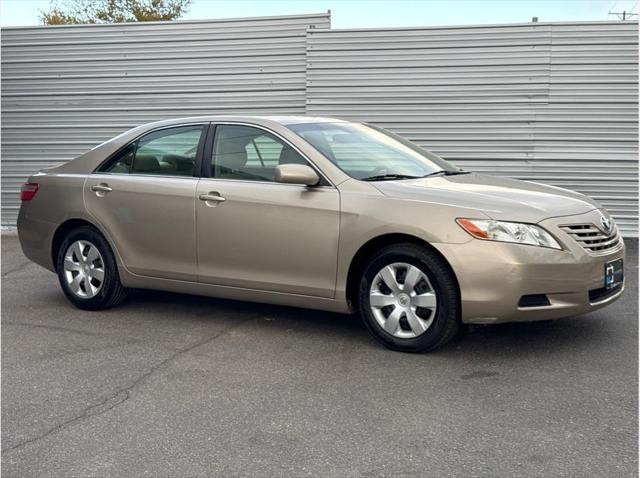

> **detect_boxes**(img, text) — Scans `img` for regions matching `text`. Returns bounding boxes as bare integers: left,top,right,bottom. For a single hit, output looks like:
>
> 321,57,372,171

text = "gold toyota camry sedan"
17,116,625,352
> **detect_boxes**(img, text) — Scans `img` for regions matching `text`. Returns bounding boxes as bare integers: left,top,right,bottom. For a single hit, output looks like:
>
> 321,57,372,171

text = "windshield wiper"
362,170,470,181
361,173,422,181
442,170,471,175
421,170,470,178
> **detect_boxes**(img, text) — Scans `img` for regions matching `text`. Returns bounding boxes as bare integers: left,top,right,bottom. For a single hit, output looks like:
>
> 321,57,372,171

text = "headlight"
456,218,562,250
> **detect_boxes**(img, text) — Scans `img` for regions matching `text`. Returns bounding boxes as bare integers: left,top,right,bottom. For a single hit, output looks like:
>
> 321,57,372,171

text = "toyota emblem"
600,214,612,233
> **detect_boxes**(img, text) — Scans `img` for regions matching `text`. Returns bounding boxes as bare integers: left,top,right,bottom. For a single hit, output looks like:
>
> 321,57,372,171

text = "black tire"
357,243,460,353
56,225,128,310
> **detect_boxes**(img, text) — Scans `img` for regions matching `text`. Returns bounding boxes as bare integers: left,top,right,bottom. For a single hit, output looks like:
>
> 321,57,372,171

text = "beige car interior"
213,125,309,182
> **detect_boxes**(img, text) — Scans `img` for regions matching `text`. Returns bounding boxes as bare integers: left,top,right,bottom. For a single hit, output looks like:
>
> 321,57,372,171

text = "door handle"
91,184,112,194
199,192,226,202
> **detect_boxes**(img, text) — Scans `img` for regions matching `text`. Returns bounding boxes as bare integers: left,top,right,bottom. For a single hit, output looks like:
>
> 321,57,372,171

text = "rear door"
195,123,340,298
85,124,207,281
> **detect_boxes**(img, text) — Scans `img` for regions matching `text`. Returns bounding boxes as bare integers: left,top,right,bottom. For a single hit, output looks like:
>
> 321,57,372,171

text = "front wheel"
357,243,460,352
56,225,128,310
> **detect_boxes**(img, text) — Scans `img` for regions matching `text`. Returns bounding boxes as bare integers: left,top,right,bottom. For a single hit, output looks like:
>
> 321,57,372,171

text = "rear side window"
102,125,204,176
104,143,135,174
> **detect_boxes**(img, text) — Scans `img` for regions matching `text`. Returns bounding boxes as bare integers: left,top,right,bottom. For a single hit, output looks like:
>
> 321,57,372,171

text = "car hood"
370,173,600,223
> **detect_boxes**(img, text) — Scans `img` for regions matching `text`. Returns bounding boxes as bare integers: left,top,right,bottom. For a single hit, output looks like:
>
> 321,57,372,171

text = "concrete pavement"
2,235,637,477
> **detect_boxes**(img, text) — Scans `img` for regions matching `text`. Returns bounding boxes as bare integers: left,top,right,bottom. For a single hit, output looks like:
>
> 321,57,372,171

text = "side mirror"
274,164,320,186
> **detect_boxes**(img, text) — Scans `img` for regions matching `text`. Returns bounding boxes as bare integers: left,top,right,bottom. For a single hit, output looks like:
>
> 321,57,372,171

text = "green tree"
40,0,192,25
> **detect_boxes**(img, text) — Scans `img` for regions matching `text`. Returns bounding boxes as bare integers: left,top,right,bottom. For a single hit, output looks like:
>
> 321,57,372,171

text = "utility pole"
608,9,639,20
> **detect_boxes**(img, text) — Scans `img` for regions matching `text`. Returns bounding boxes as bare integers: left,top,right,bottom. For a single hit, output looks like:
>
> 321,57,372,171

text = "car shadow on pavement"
447,318,620,357
118,288,625,359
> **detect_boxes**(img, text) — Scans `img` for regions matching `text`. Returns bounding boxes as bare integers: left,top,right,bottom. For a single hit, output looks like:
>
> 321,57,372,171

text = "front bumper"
434,210,625,324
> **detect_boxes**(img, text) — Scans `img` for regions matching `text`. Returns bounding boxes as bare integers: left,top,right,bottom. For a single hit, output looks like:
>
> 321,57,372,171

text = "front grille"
560,223,621,253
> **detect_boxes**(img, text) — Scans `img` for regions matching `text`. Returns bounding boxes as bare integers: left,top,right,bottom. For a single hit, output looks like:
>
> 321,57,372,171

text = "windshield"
287,121,460,180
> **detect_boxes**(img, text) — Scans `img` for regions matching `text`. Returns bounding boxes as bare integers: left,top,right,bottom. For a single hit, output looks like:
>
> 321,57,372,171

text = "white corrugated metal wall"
1,16,638,235
306,21,639,236
0,13,330,225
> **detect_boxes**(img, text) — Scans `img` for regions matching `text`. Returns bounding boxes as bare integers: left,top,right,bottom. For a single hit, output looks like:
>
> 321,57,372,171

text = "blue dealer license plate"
605,259,623,290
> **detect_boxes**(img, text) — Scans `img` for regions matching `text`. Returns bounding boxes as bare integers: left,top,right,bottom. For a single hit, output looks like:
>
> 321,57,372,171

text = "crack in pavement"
2,316,255,454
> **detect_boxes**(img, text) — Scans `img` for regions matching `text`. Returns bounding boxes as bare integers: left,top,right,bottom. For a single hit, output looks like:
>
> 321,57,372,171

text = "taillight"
20,182,39,201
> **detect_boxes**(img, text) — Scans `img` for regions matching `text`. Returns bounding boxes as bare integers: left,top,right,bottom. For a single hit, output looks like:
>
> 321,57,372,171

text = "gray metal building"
1,13,331,226
1,14,638,235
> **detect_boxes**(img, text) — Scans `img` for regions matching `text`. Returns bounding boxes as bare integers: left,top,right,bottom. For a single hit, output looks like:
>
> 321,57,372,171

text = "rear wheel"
56,226,127,310
357,243,460,352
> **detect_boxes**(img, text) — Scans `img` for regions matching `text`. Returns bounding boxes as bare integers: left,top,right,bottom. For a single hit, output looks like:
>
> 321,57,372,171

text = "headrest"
134,155,160,172
216,135,248,171
278,147,307,165
163,154,193,171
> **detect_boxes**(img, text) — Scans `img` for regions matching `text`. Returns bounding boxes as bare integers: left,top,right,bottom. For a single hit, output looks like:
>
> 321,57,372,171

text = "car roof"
134,115,350,130
261,116,350,125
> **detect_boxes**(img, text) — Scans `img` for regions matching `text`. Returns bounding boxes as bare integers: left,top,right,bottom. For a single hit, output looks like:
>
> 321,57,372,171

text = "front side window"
287,122,460,180
211,125,308,182
103,125,204,176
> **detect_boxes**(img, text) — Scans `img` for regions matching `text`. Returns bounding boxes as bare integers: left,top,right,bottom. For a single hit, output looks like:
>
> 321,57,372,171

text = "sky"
0,0,638,28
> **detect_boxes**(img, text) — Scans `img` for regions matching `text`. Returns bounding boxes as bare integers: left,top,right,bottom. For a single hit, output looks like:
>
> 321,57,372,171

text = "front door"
196,124,340,298
85,124,206,281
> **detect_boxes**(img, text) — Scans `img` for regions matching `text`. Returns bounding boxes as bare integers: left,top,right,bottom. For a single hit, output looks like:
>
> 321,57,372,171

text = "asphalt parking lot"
1,235,637,477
